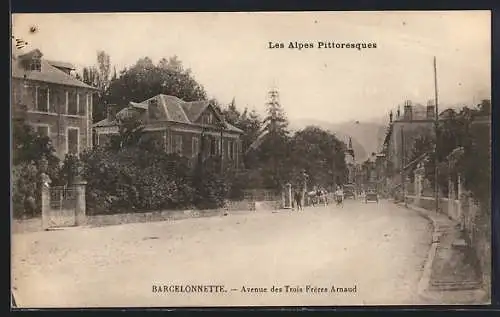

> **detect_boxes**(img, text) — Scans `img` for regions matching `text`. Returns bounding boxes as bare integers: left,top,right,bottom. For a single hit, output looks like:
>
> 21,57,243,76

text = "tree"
79,50,113,122
239,109,262,160
12,119,62,218
222,97,241,126
158,55,183,72
108,115,145,151
408,101,492,205
253,88,291,190
104,56,207,110
288,126,347,189
82,67,100,88
12,119,60,176
97,50,111,91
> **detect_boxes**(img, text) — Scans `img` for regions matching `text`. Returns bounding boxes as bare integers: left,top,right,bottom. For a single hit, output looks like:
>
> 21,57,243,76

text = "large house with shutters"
93,94,245,168
11,48,98,159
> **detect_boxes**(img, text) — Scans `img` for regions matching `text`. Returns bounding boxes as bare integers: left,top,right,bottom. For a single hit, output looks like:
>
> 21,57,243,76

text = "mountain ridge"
289,117,388,162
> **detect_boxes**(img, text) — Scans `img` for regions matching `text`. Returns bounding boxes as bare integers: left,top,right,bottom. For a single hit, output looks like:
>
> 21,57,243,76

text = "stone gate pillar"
74,180,87,226
448,175,455,220
41,184,50,230
416,174,422,205
40,173,51,230
457,174,464,230
414,163,424,206
284,183,292,209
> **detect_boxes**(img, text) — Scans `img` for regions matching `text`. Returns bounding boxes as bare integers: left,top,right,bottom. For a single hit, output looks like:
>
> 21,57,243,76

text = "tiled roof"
225,122,244,133
129,101,149,110
93,118,116,127
94,94,244,134
47,60,75,70
160,95,190,123
182,100,210,122
11,50,96,90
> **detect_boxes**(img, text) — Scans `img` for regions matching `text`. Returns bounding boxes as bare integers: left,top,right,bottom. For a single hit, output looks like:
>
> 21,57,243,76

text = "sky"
11,11,491,124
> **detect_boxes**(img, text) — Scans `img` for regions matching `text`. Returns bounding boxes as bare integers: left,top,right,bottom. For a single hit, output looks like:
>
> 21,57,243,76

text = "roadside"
12,200,432,307
12,206,263,235
395,200,490,305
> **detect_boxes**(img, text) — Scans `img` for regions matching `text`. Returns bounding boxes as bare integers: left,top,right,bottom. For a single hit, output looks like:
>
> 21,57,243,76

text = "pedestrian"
334,185,344,207
294,190,302,211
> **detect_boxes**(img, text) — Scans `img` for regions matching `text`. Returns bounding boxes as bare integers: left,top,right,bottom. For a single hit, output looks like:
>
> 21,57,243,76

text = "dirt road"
12,200,433,307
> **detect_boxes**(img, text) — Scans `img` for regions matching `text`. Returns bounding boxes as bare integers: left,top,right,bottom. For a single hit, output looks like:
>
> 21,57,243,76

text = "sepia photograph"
11,11,491,307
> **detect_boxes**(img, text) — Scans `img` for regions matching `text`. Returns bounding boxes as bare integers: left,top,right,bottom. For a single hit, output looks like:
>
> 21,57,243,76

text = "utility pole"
433,56,440,213
401,126,405,204
267,88,280,190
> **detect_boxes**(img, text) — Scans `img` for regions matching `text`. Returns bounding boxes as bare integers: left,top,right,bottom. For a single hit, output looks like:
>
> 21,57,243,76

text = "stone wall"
12,198,279,234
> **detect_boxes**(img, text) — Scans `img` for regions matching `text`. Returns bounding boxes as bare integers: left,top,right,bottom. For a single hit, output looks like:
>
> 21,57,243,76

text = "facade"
384,100,437,172
12,49,98,159
344,137,356,184
94,94,244,168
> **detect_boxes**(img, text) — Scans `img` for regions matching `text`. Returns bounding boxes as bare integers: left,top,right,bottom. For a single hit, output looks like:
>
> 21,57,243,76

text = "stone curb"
395,201,489,304
395,203,441,301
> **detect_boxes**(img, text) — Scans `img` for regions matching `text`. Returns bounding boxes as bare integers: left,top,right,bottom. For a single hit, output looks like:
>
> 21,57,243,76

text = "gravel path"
12,200,433,307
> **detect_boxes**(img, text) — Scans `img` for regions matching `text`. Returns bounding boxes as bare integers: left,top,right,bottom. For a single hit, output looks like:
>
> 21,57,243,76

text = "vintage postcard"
11,11,491,308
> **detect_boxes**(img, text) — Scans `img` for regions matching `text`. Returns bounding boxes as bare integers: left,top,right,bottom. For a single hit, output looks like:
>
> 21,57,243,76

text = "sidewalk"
396,201,490,305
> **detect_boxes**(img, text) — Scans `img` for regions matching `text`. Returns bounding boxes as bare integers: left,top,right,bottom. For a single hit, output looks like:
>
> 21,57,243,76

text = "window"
67,128,79,155
35,125,50,138
214,137,220,155
192,136,199,157
37,87,48,112
78,92,86,116
174,135,183,154
162,131,169,152
228,140,233,159
203,112,214,125
29,57,41,71
210,137,216,156
87,93,91,116
12,84,22,104
93,131,99,146
51,89,64,113
149,99,160,120
68,90,78,115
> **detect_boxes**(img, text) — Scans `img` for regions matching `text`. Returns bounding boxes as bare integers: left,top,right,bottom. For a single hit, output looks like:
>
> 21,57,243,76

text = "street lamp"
433,56,440,213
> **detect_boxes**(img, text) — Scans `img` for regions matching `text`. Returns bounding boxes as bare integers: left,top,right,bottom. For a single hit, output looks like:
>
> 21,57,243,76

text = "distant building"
94,94,244,168
344,137,356,184
383,100,437,172
11,49,98,159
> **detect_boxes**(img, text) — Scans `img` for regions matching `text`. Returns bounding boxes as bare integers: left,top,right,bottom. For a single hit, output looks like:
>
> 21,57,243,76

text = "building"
344,137,356,184
11,49,98,159
383,100,437,173
93,94,245,168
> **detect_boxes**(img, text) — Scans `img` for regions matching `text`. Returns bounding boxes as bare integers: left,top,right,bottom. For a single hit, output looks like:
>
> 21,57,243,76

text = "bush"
191,156,228,209
60,154,83,185
12,162,40,219
81,146,223,214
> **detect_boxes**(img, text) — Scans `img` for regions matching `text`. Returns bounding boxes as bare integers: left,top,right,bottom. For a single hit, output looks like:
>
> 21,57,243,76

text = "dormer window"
149,99,160,119
18,49,44,72
29,57,41,71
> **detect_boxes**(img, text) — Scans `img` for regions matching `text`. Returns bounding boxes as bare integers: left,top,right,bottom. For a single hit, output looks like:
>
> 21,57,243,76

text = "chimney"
426,99,436,120
106,104,117,121
403,100,413,121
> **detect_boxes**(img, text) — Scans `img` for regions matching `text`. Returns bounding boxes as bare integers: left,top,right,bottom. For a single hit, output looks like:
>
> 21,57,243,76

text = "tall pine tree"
256,88,291,190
